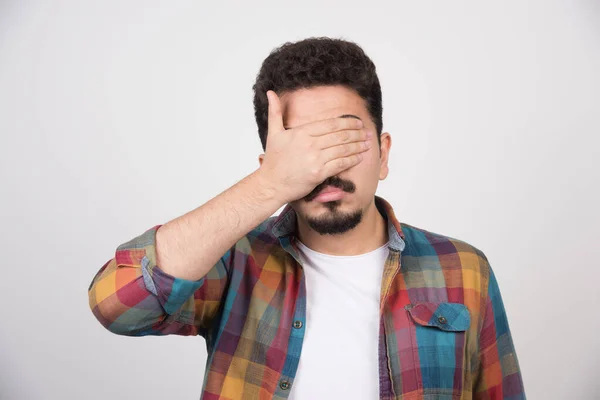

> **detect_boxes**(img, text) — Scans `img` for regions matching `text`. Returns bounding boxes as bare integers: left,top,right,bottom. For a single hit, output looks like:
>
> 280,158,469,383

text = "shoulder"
399,222,492,283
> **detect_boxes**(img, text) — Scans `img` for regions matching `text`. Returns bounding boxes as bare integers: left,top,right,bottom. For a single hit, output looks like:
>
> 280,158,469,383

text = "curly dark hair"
252,37,382,151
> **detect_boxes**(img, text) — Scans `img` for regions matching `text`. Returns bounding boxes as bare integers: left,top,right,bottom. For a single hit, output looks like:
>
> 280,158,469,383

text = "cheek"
359,145,380,172
346,149,380,186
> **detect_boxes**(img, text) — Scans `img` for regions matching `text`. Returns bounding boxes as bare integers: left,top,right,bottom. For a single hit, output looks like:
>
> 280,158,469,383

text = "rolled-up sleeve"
88,225,230,337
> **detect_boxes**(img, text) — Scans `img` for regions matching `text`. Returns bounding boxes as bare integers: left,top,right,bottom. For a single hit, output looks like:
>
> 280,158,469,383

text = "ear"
378,132,392,180
258,153,265,167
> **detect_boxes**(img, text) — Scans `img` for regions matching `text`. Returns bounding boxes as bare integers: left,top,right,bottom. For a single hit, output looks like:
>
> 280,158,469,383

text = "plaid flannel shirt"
88,196,525,399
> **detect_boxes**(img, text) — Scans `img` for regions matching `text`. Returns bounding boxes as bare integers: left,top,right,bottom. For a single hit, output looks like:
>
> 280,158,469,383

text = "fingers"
307,118,372,178
317,128,372,150
320,140,371,164
299,117,364,137
266,90,284,135
322,153,365,178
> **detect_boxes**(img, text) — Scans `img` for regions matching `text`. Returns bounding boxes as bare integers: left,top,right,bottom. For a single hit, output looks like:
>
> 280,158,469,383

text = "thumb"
266,90,285,135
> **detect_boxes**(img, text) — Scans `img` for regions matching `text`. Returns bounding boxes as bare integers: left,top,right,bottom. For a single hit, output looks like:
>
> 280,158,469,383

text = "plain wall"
1,1,599,399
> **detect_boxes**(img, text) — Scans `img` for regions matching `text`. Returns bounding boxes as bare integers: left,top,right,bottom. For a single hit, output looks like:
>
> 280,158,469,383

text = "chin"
305,201,364,235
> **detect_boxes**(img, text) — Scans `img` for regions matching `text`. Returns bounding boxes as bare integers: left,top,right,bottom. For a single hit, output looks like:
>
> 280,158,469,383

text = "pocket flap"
405,302,470,331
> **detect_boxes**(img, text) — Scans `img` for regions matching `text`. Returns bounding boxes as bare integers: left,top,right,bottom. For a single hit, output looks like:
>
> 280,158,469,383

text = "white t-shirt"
288,239,390,400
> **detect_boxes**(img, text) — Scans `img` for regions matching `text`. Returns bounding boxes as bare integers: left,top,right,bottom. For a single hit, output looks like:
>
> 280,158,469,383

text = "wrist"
250,169,288,208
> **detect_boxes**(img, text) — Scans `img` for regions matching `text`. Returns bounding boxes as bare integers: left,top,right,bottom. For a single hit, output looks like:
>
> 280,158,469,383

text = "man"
88,37,525,399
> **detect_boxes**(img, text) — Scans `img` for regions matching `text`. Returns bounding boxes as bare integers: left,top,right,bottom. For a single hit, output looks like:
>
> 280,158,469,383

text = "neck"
295,198,388,256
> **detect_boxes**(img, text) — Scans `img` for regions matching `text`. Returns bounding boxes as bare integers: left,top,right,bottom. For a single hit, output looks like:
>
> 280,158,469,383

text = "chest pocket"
405,301,471,394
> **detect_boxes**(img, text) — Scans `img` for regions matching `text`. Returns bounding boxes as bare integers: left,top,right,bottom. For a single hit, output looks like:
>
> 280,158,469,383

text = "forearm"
156,168,284,281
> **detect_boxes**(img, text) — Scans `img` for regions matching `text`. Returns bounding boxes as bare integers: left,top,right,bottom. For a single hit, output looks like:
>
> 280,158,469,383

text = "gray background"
1,1,599,399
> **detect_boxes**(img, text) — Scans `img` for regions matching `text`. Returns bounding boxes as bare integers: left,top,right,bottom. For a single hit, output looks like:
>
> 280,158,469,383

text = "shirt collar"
271,195,406,252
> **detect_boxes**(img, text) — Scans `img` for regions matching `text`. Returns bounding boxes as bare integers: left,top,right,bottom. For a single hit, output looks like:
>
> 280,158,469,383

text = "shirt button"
280,381,291,390
293,320,303,329
438,316,447,325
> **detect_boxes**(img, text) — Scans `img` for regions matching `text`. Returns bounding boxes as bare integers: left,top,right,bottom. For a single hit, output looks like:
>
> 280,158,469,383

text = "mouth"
313,185,347,203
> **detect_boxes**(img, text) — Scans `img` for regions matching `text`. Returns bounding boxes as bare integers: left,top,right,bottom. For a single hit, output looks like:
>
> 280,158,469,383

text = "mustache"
303,176,356,202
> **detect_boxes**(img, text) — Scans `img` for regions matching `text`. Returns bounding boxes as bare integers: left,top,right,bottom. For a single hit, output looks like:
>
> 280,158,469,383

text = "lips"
314,185,347,202
319,186,343,195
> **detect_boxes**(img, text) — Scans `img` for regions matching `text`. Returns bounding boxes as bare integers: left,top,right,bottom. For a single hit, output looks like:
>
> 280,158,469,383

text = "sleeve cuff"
141,255,205,315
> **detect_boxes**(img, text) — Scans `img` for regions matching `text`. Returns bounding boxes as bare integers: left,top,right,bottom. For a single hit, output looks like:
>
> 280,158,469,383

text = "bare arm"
156,169,283,281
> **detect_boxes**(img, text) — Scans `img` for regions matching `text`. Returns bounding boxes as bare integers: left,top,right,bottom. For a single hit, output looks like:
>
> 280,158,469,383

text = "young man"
88,37,525,399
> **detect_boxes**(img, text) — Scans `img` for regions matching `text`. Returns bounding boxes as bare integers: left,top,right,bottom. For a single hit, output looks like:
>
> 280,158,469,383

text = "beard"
305,204,363,235
303,175,362,235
